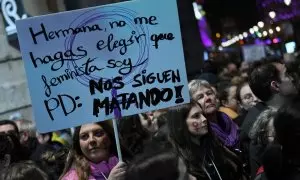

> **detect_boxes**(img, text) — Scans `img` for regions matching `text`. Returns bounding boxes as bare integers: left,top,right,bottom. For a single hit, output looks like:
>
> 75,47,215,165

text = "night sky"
203,0,260,35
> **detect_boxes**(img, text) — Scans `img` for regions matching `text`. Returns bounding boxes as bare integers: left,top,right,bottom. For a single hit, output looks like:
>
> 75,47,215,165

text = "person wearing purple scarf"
60,121,126,180
189,80,239,149
210,112,239,148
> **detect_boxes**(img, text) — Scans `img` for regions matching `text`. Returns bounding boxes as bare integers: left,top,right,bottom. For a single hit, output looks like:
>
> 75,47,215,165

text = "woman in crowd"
235,82,259,126
248,108,276,179
236,81,261,175
218,82,239,121
166,100,247,180
60,121,126,180
188,80,239,150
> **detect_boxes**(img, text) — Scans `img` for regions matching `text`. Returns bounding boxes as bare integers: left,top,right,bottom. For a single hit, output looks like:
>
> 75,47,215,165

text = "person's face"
36,132,50,144
225,86,238,111
19,132,29,145
227,63,238,74
139,112,159,133
79,123,111,163
240,61,249,71
239,84,259,110
186,104,208,136
193,87,217,115
0,124,18,137
274,63,297,96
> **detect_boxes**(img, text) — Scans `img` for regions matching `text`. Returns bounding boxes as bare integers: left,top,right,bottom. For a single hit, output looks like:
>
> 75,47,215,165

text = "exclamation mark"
174,85,184,104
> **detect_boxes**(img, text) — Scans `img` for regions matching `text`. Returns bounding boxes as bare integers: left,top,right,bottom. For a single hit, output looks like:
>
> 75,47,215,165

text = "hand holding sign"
16,0,189,133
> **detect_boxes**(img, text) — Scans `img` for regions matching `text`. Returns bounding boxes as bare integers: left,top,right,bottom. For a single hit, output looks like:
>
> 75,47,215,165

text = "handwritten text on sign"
16,0,189,132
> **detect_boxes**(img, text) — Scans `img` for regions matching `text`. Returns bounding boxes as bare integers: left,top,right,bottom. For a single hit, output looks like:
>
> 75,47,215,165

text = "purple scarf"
62,156,119,180
90,156,119,179
210,112,239,148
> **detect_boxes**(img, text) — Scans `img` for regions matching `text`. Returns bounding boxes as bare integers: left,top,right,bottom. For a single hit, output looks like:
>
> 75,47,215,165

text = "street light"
276,26,281,32
257,33,262,38
258,21,264,28
249,28,255,34
284,0,291,6
269,11,276,19
243,32,248,38
263,31,268,37
269,29,274,34
239,34,243,40
253,26,259,32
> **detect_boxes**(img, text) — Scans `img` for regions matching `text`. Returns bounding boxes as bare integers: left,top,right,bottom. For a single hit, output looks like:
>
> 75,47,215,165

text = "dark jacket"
21,137,39,159
235,108,248,127
240,102,268,142
249,142,265,179
240,102,268,177
257,144,300,180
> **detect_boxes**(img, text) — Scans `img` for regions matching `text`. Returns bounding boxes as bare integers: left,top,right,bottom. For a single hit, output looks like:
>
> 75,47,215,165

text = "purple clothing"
62,156,119,180
210,112,239,149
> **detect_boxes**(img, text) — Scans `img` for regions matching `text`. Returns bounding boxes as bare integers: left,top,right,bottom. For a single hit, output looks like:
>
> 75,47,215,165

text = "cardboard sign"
16,0,189,132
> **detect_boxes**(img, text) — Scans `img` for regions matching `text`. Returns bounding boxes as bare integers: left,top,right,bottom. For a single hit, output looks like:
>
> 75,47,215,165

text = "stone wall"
0,12,32,120
0,0,66,121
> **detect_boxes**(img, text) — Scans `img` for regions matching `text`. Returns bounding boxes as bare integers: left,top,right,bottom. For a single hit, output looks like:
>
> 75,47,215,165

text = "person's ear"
271,81,280,92
23,132,29,141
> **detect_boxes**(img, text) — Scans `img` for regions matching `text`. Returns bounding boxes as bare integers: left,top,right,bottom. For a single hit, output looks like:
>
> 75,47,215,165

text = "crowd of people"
1,56,300,180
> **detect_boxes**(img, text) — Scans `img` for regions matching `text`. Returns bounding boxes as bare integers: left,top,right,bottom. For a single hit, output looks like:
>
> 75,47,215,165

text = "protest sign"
242,45,266,62
16,0,189,133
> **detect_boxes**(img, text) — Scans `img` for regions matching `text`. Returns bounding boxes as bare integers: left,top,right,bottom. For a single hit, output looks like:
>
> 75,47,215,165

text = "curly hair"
249,108,277,145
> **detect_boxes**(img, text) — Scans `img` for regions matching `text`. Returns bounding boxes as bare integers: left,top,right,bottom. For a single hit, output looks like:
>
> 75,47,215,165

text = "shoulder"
241,105,263,129
61,169,78,180
244,106,260,120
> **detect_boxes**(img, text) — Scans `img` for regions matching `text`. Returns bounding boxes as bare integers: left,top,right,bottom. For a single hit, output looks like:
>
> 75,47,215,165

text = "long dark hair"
118,114,150,155
166,101,217,176
1,161,49,180
0,133,23,165
60,121,117,180
124,150,181,180
166,100,246,179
